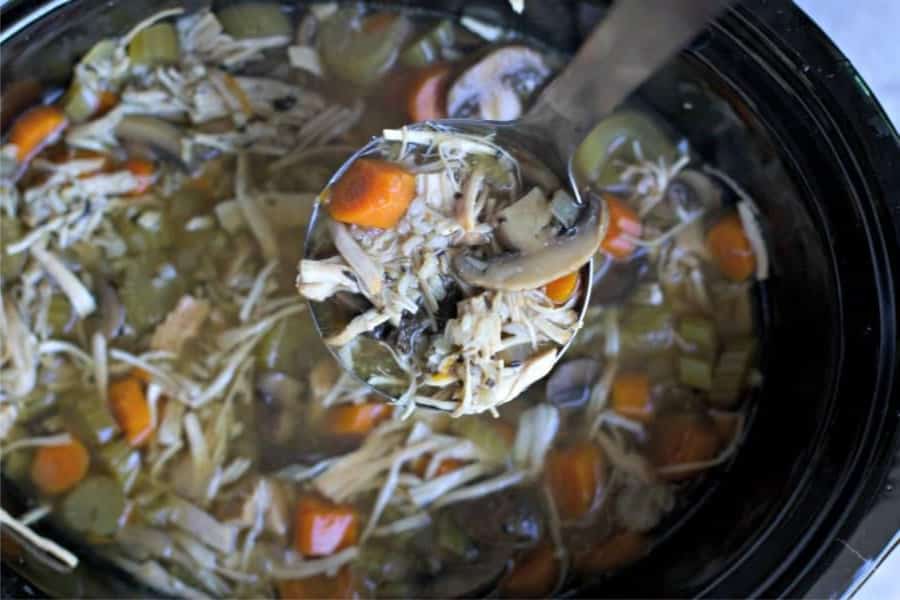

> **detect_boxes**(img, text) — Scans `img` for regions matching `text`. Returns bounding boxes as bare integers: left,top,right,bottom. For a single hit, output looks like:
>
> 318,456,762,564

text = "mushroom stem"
454,193,607,291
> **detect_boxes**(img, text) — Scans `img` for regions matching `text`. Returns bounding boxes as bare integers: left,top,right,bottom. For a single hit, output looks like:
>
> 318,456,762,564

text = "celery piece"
678,355,714,391
710,338,757,408
217,2,292,39
678,316,717,357
621,305,673,355
61,476,126,537
0,218,27,280
400,19,455,67
129,23,179,67
47,294,75,336
449,417,510,464
318,8,411,85
99,440,142,493
61,389,119,446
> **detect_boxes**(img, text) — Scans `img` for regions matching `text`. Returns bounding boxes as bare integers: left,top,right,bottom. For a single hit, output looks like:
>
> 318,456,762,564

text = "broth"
0,3,765,597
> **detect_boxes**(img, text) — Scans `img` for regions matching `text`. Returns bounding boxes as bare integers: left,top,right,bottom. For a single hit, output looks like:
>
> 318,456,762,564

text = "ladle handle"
525,0,737,151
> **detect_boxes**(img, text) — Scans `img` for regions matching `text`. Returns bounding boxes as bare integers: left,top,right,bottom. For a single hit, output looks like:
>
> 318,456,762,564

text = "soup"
0,3,766,598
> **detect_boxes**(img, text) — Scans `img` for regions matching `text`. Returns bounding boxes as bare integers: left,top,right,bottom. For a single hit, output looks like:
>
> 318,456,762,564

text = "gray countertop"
796,0,900,130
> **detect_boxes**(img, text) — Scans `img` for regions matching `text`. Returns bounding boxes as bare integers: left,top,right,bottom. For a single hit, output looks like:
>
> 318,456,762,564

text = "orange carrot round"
10,105,68,163
109,376,154,446
600,195,641,260
96,91,119,117
647,412,722,481
277,566,355,599
501,543,560,598
293,495,358,557
328,158,416,229
545,442,606,520
407,63,452,122
30,437,90,495
544,271,580,304
611,372,653,422
706,213,755,281
325,401,393,437
123,158,156,195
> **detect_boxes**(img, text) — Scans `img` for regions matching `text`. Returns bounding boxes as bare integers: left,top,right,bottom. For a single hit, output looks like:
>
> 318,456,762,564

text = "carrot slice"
96,90,119,117
706,213,755,281
545,442,606,520
10,105,68,163
501,543,560,598
600,194,642,260
293,495,358,557
328,158,416,229
30,438,90,495
611,372,653,422
406,63,452,122
544,271,580,305
277,567,356,599
109,376,154,446
325,401,393,437
123,158,156,195
410,454,466,479
647,412,722,481
131,367,152,385
575,530,647,573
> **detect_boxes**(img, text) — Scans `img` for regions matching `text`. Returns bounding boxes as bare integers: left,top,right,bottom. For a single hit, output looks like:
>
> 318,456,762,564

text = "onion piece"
30,245,96,317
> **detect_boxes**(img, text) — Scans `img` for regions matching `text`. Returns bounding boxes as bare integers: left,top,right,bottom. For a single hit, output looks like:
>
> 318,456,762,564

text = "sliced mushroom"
665,169,722,214
545,358,600,409
496,186,554,253
114,115,186,169
455,192,607,291
446,45,550,120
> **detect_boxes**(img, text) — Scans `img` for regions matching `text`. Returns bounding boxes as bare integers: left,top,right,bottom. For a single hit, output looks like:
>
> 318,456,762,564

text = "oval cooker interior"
2,0,899,597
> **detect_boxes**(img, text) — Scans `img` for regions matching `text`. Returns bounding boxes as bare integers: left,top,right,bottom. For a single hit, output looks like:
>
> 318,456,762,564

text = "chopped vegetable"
544,271,580,305
575,530,647,572
706,213,756,282
678,316,717,357
30,438,90,495
647,413,722,481
678,355,714,391
497,187,554,253
61,389,119,446
9,105,67,163
406,63,452,122
327,158,416,229
325,402,393,437
60,475,126,537
545,442,605,520
611,372,652,422
108,376,154,446
98,440,141,492
446,45,549,120
217,3,292,39
501,543,559,598
573,109,675,186
317,8,411,85
450,417,513,464
276,567,355,599
410,455,465,479
128,22,180,67
400,20,455,67
600,195,641,260
620,305,673,356
293,495,358,557
123,158,156,195
710,338,756,407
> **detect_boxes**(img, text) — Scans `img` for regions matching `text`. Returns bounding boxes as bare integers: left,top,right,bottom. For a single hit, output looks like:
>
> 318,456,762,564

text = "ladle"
303,0,736,403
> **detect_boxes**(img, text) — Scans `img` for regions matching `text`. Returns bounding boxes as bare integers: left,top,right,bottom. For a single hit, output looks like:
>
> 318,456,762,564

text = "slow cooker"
1,0,898,597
